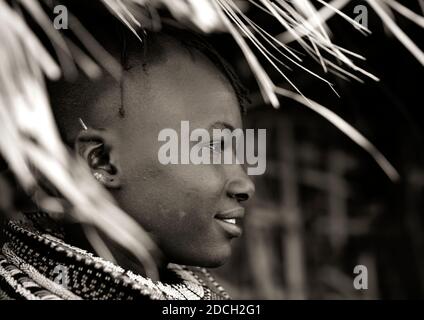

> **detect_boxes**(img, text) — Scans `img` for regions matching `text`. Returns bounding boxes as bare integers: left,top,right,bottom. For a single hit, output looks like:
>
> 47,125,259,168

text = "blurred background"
211,1,424,299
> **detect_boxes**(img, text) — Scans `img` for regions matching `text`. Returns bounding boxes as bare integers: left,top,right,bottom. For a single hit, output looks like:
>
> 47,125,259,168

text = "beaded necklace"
0,220,230,300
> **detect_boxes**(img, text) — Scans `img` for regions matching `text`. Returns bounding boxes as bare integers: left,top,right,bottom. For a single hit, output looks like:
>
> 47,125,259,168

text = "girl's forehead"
123,41,243,129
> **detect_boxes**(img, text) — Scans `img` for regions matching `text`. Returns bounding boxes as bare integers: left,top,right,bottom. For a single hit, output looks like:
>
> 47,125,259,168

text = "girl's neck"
63,221,168,280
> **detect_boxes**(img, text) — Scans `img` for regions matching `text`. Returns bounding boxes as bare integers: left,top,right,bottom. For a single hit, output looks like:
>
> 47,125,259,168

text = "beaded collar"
0,220,230,300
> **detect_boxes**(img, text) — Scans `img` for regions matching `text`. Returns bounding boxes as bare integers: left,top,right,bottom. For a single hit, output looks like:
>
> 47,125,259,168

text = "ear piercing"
93,172,106,184
93,172,118,187
79,118,88,131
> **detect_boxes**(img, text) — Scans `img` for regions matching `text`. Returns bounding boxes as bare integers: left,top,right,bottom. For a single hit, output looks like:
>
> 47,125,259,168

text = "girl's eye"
207,140,225,153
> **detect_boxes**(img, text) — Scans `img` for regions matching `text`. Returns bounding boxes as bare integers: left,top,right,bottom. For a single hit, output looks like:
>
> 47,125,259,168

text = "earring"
93,172,106,184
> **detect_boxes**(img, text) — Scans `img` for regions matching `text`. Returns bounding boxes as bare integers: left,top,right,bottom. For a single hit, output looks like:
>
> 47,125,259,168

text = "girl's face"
107,38,255,268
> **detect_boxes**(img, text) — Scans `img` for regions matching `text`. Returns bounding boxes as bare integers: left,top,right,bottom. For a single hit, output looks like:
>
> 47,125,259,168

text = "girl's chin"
193,244,233,268
167,241,232,268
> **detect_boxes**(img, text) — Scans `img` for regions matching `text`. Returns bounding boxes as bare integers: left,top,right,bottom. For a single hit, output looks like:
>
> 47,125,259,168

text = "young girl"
0,22,254,300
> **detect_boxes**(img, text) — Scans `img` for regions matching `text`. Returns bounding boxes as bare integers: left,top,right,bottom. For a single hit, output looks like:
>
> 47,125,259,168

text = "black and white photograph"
0,0,423,309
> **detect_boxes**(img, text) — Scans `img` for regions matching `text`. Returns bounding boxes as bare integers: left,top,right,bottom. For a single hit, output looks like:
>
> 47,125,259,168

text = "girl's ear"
75,128,122,189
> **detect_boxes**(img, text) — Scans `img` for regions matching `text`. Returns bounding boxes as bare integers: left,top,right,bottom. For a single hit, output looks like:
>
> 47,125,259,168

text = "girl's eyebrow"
209,121,236,131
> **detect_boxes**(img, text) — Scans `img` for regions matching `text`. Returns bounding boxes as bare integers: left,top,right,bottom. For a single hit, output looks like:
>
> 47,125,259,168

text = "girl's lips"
215,218,242,237
215,207,245,220
215,207,245,237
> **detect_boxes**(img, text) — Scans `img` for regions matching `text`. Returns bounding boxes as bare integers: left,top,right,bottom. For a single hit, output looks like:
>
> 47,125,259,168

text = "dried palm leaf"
0,0,159,279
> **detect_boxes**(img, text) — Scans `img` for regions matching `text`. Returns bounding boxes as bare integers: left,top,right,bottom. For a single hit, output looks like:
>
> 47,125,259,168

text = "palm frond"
0,0,159,279
95,0,424,179
366,0,424,66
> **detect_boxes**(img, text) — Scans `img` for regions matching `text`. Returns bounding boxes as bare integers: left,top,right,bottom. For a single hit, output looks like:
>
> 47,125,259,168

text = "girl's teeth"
223,218,236,224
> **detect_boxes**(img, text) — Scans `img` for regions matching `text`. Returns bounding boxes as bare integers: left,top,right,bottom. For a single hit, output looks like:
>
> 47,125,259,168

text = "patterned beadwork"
0,220,230,300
